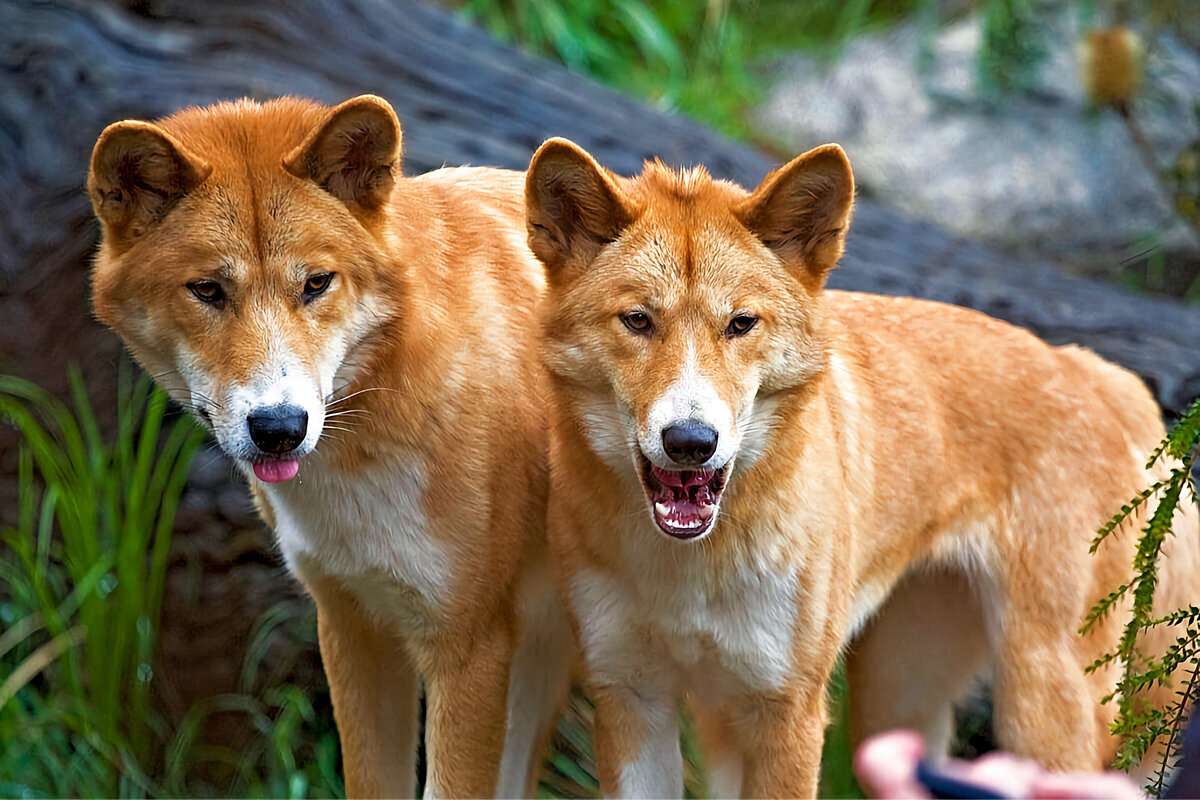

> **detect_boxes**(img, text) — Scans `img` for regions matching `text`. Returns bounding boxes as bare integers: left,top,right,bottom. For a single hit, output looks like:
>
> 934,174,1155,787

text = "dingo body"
89,96,572,798
525,139,1200,797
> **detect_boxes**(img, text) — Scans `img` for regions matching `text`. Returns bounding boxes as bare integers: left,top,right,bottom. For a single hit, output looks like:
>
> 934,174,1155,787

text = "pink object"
253,459,300,483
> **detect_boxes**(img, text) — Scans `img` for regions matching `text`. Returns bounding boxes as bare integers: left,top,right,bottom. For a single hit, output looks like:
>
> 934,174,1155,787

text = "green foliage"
0,366,204,797
453,0,932,140
976,0,1048,94
1083,398,1200,795
162,685,343,799
0,368,344,798
162,600,344,799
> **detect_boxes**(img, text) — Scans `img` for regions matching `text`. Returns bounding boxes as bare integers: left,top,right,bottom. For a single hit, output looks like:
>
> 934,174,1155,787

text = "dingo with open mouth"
526,138,1200,798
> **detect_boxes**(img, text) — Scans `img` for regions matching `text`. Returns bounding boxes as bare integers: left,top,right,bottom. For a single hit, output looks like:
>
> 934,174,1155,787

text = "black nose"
247,406,309,454
662,420,718,466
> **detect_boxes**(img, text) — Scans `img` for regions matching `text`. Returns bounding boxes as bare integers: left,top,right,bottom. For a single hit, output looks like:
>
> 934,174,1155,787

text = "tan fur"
88,96,572,798
527,138,1200,797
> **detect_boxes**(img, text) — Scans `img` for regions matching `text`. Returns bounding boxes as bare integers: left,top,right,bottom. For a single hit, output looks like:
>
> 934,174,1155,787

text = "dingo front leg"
592,681,682,799
564,565,682,798
690,701,744,799
738,686,828,799
306,573,420,799
423,618,515,799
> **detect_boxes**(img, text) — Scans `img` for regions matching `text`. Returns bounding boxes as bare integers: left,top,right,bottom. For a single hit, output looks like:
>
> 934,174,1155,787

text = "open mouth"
639,456,728,539
251,457,300,484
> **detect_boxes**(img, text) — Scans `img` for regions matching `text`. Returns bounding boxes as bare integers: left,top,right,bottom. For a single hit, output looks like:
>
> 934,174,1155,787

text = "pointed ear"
283,94,401,210
525,138,636,279
735,144,854,289
88,120,212,240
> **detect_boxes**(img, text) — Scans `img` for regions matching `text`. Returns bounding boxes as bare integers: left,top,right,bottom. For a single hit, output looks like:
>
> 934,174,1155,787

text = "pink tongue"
253,459,300,483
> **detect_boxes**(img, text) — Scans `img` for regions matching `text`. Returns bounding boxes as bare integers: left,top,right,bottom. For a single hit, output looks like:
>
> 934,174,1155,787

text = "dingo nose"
247,406,309,454
662,420,718,466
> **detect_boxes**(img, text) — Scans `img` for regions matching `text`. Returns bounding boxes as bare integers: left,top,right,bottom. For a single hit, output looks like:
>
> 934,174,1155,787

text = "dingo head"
89,95,403,483
527,139,853,540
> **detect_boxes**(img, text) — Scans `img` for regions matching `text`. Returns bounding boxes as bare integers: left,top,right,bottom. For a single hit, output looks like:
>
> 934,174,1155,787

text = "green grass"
0,366,204,797
0,367,343,798
454,0,933,141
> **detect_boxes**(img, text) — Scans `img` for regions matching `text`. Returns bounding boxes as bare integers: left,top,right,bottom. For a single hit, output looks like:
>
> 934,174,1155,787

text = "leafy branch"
1083,398,1200,793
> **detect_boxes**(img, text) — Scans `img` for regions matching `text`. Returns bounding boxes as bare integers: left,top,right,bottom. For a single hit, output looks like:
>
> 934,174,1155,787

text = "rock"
755,5,1200,281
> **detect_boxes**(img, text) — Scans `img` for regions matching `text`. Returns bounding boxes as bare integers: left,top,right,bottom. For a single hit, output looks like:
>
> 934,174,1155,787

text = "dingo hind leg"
423,618,516,799
986,504,1112,771
847,568,991,762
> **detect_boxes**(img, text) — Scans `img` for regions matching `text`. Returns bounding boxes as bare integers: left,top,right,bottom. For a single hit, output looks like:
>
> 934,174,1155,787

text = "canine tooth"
698,504,716,519
655,502,672,518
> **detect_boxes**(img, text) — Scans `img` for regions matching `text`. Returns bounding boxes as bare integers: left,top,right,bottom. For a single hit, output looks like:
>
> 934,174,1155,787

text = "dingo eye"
621,311,653,336
187,281,225,309
725,315,758,338
303,272,334,304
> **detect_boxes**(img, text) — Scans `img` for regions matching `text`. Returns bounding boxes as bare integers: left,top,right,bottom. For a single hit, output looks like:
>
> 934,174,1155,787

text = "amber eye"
303,272,334,304
621,310,653,336
725,314,758,338
187,280,225,309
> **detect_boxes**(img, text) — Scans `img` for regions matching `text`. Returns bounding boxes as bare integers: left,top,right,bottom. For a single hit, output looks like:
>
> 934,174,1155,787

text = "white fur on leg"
614,718,684,800
495,569,576,798
704,747,744,799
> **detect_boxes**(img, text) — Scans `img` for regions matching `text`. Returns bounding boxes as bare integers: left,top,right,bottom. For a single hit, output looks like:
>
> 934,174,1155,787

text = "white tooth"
698,504,716,519
681,518,701,528
655,502,672,518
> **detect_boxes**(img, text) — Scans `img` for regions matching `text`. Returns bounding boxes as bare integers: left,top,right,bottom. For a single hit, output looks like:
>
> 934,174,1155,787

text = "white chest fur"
570,533,801,698
262,454,453,622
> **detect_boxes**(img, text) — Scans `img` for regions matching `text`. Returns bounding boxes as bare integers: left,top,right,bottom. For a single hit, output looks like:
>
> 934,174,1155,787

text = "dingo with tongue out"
88,96,574,799
526,138,1200,798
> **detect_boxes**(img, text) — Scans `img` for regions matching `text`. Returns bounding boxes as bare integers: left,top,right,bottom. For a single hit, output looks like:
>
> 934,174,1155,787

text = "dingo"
88,96,573,798
525,137,1200,797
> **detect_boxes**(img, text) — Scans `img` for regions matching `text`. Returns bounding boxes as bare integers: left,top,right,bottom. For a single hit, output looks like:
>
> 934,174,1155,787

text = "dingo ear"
284,95,401,211
526,138,635,279
736,144,854,289
88,120,212,240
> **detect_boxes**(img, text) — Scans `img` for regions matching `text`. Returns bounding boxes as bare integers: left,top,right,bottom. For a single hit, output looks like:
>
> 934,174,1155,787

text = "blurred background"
1,0,1198,797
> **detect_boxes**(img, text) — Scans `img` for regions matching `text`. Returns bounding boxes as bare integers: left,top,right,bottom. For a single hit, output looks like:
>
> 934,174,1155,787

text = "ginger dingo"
88,96,573,798
525,137,1200,798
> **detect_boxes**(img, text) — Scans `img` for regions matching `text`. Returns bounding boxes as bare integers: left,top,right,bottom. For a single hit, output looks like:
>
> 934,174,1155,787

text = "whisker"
325,385,402,406
325,409,370,418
